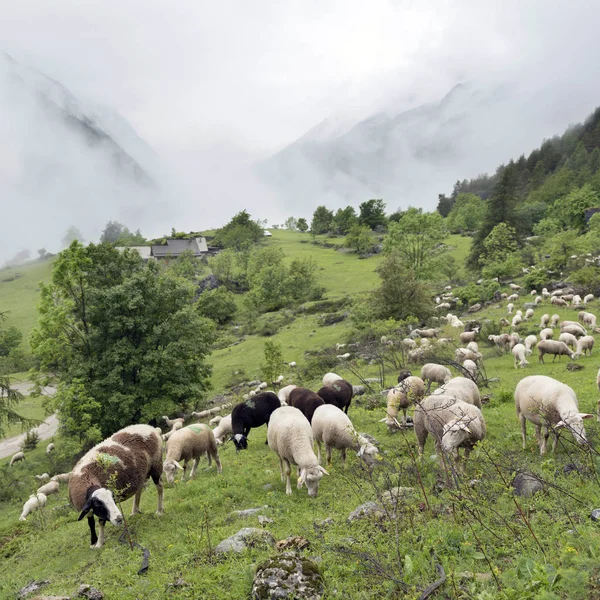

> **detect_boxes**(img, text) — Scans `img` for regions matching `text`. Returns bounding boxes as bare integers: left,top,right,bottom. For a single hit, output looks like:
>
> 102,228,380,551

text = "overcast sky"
2,0,600,257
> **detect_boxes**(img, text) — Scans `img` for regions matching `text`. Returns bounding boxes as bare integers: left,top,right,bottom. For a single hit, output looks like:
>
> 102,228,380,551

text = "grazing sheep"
450,317,464,328
212,414,233,445
68,424,163,549
455,348,481,363
384,376,425,430
397,369,412,383
538,340,577,362
539,314,550,328
278,384,297,405
322,372,343,387
507,303,514,315
507,333,520,349
558,332,578,349
550,314,560,327
209,415,222,427
463,359,478,380
584,294,594,304
560,324,587,338
19,493,47,521
411,328,439,339
420,338,431,348
231,392,281,450
579,311,597,329
163,425,222,484
459,330,478,344
530,289,537,296
402,338,417,350
163,416,184,429
488,333,509,350
432,377,482,408
37,480,60,496
336,352,351,360
35,473,50,482
509,283,521,291
540,328,554,341
511,314,523,328
420,363,452,387
414,395,486,466
572,295,582,306
46,443,55,455
576,335,595,356
51,472,72,483
10,451,25,466
317,379,353,414
534,296,542,305
466,341,479,353
512,343,530,368
288,388,325,424
524,335,537,351
524,308,534,321
507,294,519,302
288,361,297,368
515,375,593,455
551,297,568,307
267,406,329,496
312,404,379,467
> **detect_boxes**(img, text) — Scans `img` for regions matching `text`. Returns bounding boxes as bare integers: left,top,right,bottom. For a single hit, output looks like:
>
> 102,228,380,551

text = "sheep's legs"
213,452,222,474
95,519,106,549
340,448,346,465
402,409,407,427
88,515,98,549
326,445,333,466
316,440,322,464
519,414,528,450
540,425,549,455
283,459,292,495
189,458,199,479
206,452,212,467
152,473,164,514
278,456,285,481
131,488,143,515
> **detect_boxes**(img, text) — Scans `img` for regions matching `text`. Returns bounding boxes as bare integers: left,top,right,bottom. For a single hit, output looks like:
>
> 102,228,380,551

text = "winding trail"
0,382,57,459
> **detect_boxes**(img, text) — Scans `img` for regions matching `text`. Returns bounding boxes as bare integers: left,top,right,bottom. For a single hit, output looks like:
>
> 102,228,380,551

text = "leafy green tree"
286,257,323,303
297,218,309,232
383,208,447,278
0,376,27,437
209,249,237,288
482,223,519,263
197,286,237,324
333,206,358,235
62,226,84,247
0,325,22,356
310,206,334,235
166,249,204,281
261,341,284,384
31,242,216,443
436,193,454,217
100,221,126,243
555,184,599,231
445,193,486,233
358,199,387,230
284,217,298,231
344,224,377,254
213,210,264,249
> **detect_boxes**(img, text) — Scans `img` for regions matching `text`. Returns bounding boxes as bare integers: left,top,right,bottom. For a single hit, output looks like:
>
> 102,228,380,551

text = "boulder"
252,553,324,599
512,473,544,497
214,528,275,554
348,502,385,522
230,506,269,519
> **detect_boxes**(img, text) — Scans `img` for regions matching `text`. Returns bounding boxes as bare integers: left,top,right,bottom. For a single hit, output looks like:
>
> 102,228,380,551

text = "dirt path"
0,383,57,459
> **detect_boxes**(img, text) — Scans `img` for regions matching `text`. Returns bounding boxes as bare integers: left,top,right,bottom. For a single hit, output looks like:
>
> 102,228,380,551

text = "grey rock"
348,502,385,522
263,484,274,491
352,385,366,396
215,528,275,553
77,584,104,600
258,515,274,526
591,509,600,522
18,580,50,599
381,487,414,505
252,553,324,600
364,378,381,384
512,473,544,497
230,506,269,518
314,517,333,529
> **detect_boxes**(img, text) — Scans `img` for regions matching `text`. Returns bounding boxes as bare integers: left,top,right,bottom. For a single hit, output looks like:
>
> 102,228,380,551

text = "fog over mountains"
0,53,172,261
259,77,600,212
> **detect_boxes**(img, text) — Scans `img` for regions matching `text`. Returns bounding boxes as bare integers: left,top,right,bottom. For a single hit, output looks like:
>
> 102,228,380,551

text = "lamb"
420,363,452,387
432,377,482,408
576,335,595,356
68,424,164,549
322,372,343,387
163,424,222,483
459,331,478,344
19,493,47,521
10,451,25,466
384,376,425,430
512,343,530,368
37,480,60,496
267,406,328,496
231,392,281,450
539,314,550,328
524,335,537,351
46,443,55,455
317,379,353,414
278,384,297,404
515,375,593,455
212,414,233,444
51,472,72,483
558,332,578,349
537,340,577,362
162,416,184,429
507,303,514,315
540,328,554,341
550,314,560,327
584,294,595,304
524,308,534,321
35,473,50,482
462,359,478,380
288,388,325,424
312,404,379,467
414,395,486,466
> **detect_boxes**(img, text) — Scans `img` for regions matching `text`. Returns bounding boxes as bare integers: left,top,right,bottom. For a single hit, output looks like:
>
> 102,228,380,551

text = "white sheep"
541,288,550,298
19,493,47,521
558,332,578,349
584,294,594,304
35,473,50,482
534,296,542,305
312,404,379,467
462,359,478,380
507,293,519,302
515,375,593,455
572,295,582,306
278,384,297,405
551,297,568,307
507,303,514,315
507,333,520,349
163,424,222,484
459,330,478,344
550,314,560,327
322,372,343,387
511,314,522,328
414,395,486,466
511,343,530,368
561,324,587,338
530,289,537,296
432,377,482,408
51,472,72,483
420,363,452,387
537,340,577,362
384,376,425,430
258,382,268,390
509,283,521,291
455,348,481,363
576,335,595,356
402,338,417,350
524,308,534,321
451,317,464,328
539,314,550,328
540,328,554,341
163,416,184,428
37,480,60,496
46,443,55,455
578,311,597,329
466,341,479,353
209,415,223,426
212,414,233,444
336,352,351,360
10,451,25,466
288,361,297,368
488,334,509,350
267,406,329,496
524,335,537,351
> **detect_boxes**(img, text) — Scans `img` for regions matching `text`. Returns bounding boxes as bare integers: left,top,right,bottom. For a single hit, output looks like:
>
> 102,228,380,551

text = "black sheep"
316,379,353,414
397,370,412,384
288,388,325,423
232,392,281,451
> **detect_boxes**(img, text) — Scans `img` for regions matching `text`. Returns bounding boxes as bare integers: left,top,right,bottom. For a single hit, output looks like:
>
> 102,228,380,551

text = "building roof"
115,246,152,260
150,237,207,258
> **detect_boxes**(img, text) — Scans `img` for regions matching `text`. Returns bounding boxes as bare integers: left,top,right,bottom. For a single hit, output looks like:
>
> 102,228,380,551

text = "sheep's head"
78,487,123,527
297,465,329,497
554,413,594,445
357,442,380,467
441,418,475,453
163,459,184,484
233,434,248,451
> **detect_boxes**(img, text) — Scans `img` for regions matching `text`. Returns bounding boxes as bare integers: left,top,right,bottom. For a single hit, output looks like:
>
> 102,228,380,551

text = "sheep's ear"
579,413,594,420
319,466,330,476
357,445,365,457
78,499,93,521
458,422,472,434
174,461,184,471
554,420,567,430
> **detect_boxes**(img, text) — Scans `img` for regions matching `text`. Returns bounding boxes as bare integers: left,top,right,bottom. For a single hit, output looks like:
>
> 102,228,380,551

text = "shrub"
197,286,238,324
20,430,40,451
